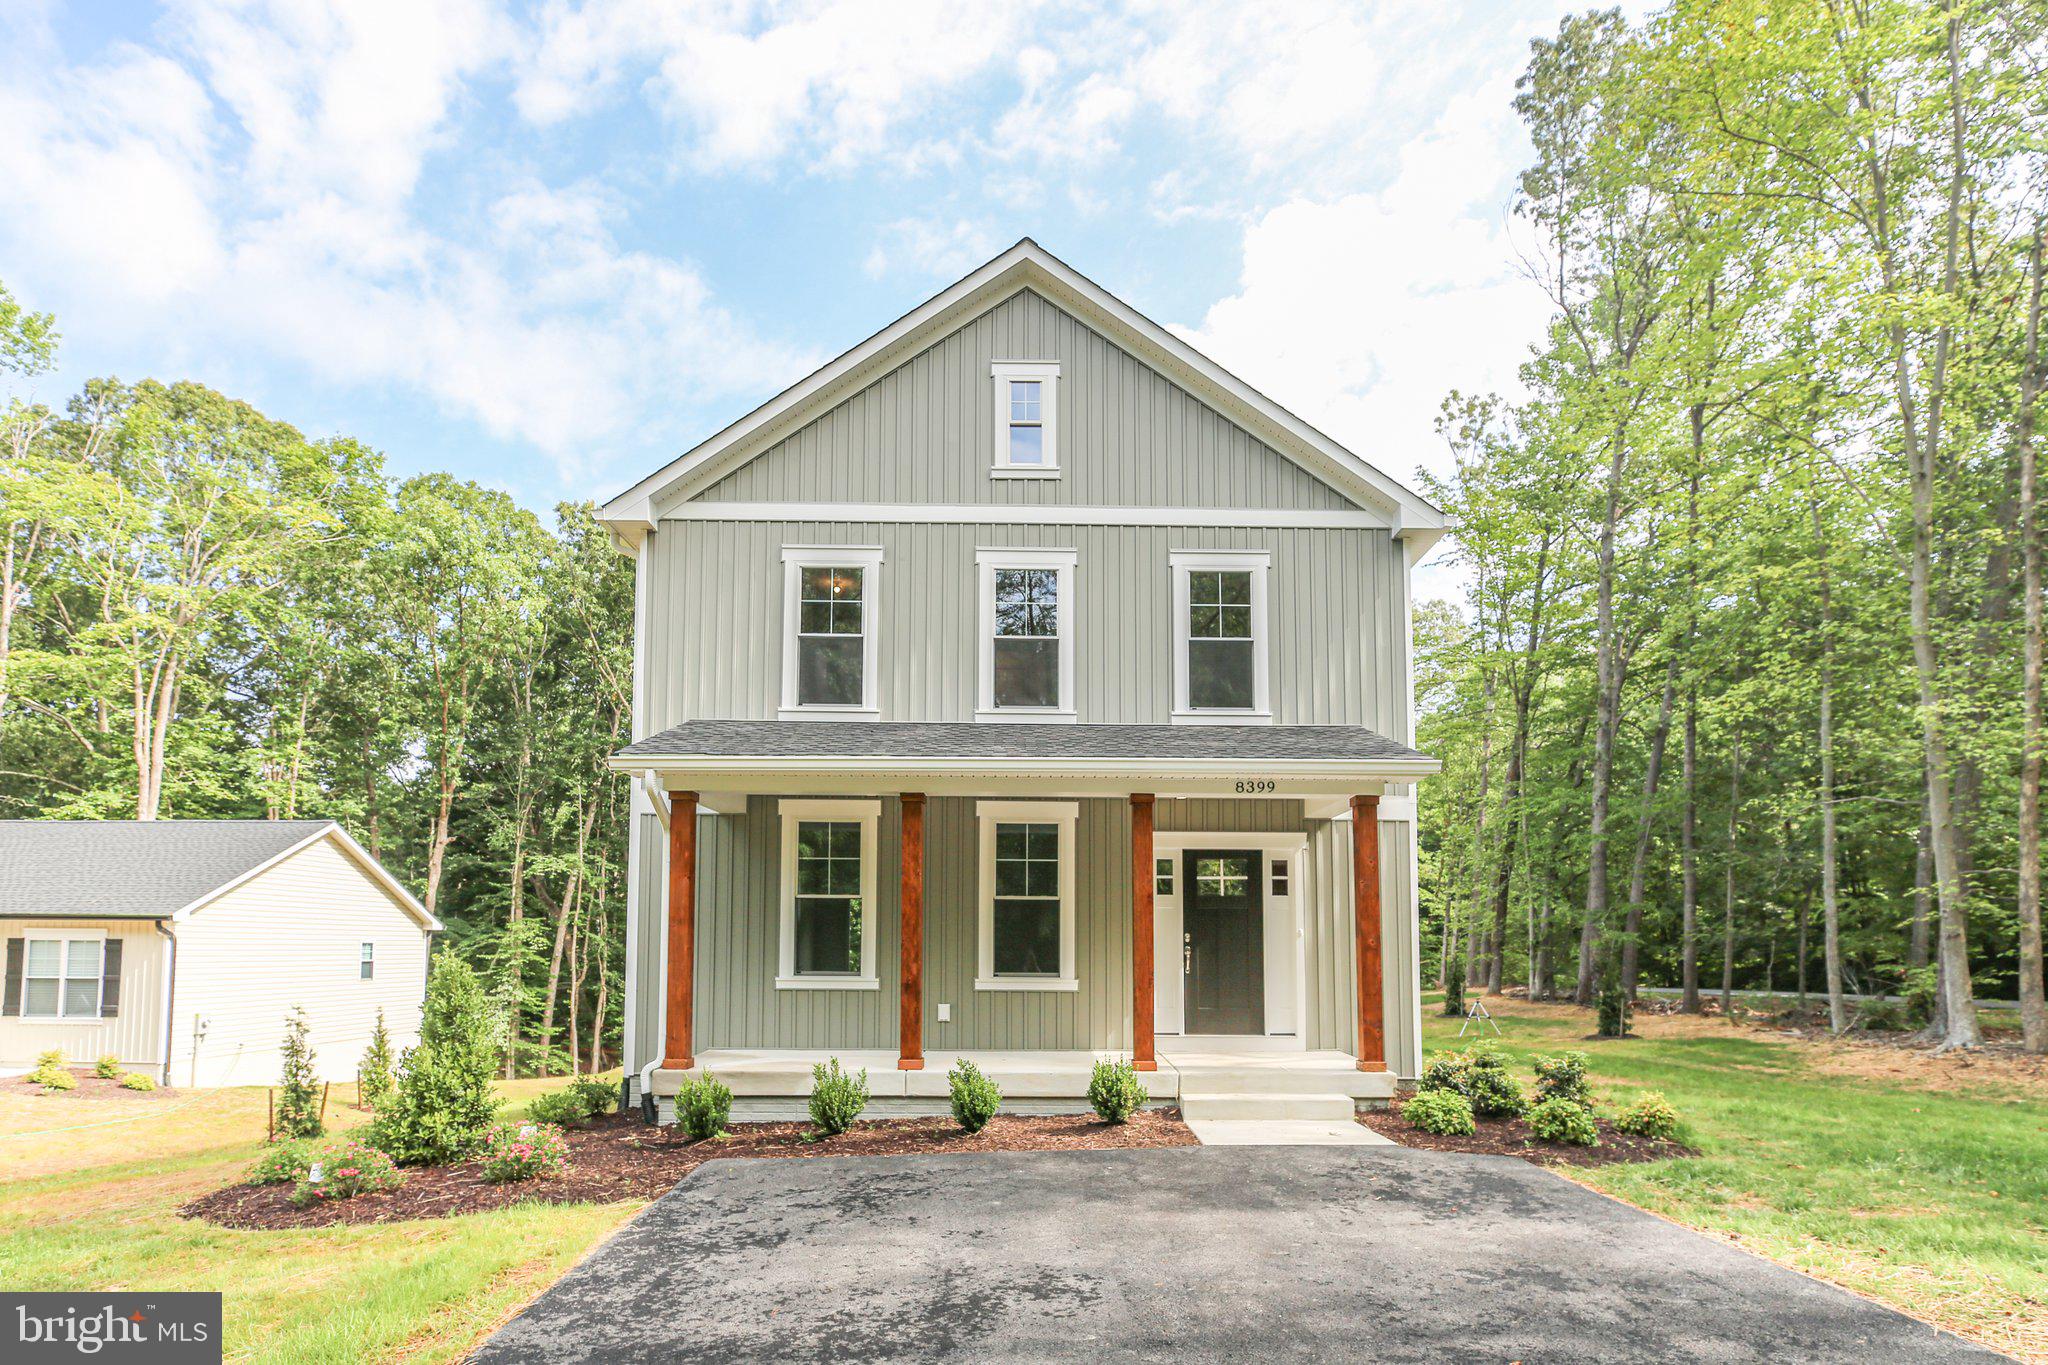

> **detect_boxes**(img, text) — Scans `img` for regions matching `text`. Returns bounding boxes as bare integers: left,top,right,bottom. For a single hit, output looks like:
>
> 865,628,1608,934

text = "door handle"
1183,932,1192,975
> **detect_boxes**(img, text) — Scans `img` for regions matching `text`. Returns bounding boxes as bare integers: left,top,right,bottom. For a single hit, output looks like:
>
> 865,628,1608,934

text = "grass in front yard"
1423,996,2047,1362
0,1076,635,1363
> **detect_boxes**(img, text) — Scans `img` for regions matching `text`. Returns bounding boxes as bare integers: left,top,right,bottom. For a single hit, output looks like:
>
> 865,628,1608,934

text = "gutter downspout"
638,771,672,1124
155,921,177,1088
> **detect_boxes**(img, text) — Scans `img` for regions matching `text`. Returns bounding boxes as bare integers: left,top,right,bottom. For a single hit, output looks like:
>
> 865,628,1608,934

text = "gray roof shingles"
0,820,336,920
615,719,1431,765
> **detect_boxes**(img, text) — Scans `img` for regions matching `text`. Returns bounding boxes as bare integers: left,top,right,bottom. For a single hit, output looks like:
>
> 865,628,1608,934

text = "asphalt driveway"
472,1146,2004,1363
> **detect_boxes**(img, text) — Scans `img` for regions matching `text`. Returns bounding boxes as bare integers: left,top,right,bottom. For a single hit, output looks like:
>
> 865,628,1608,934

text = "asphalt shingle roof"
0,820,336,919
616,719,1431,764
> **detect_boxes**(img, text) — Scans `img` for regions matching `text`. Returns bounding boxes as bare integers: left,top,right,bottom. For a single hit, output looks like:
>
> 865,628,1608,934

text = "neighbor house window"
976,801,1078,991
777,799,880,989
976,549,1076,720
780,547,883,718
22,936,102,1019
990,361,1059,476
360,942,375,979
1171,550,1271,722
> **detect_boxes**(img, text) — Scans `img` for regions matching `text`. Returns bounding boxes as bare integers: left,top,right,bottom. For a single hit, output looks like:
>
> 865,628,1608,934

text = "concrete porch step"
1186,1118,1394,1146
1168,1062,1397,1099
1179,1091,1357,1122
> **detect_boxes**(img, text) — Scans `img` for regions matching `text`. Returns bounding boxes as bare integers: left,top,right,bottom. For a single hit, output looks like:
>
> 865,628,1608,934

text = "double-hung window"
1170,550,1271,722
991,361,1059,477
777,799,880,989
360,942,375,979
976,549,1076,720
976,801,1078,991
781,547,883,718
20,935,107,1018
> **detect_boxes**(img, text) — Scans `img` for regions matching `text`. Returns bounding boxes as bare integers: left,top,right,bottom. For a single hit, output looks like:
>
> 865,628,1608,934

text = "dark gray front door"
1183,850,1264,1035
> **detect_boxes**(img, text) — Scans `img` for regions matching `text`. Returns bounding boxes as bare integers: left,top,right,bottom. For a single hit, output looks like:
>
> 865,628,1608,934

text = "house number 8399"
1233,779,1277,794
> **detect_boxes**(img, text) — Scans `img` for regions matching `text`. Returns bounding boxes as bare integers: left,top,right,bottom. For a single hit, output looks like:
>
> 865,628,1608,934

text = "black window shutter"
100,938,123,1018
2,938,21,1016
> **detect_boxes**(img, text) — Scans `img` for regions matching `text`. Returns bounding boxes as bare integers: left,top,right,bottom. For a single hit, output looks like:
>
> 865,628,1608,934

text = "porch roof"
611,719,1435,776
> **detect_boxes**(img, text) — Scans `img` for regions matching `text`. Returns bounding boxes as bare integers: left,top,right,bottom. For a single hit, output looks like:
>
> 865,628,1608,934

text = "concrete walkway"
475,1146,2005,1363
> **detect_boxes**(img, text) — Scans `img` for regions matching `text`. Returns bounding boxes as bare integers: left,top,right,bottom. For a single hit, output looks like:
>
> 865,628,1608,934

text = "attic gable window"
991,361,1059,477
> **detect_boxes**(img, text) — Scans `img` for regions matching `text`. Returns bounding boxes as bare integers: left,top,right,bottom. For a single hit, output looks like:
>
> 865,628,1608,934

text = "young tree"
371,950,502,1165
358,1007,396,1110
275,1006,323,1139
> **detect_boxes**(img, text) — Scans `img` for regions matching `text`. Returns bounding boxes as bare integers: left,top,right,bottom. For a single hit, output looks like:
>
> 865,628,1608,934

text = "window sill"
973,977,1080,993
1171,709,1274,726
776,707,880,722
775,976,880,991
974,708,1077,724
15,1015,109,1025
989,466,1060,479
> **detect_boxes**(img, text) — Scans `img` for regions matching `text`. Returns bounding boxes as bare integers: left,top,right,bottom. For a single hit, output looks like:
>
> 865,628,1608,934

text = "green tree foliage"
275,1007,323,1139
371,951,501,1165
358,1008,396,1110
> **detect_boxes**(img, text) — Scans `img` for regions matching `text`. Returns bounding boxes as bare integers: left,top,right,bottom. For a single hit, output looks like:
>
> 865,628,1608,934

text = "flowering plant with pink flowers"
287,1138,404,1207
479,1119,569,1183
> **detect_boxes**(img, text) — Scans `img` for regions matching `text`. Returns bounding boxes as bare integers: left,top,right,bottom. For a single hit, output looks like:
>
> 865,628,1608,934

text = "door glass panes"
797,566,865,706
794,821,863,974
993,822,1060,974
1187,570,1255,709
992,568,1059,708
1155,856,1174,896
1194,856,1253,900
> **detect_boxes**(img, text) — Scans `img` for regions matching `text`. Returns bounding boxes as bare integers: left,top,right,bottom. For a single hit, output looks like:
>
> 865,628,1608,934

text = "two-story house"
600,240,1446,1124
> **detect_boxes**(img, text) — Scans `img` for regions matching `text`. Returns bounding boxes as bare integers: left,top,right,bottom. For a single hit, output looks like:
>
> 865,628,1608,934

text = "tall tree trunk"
1721,728,1741,1013
1813,494,1848,1033
1680,688,1701,1012
1576,436,1629,1005
1621,657,1679,997
1911,803,1933,972
2017,222,2047,1055
1473,661,1500,991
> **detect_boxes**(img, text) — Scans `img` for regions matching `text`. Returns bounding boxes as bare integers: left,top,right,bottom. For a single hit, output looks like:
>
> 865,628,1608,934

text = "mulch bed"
0,1069,176,1104
1360,1099,1695,1169
182,1108,1196,1229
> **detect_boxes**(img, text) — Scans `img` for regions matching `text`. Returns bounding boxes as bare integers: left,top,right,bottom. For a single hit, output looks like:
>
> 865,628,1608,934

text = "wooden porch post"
898,793,925,1071
1351,793,1387,1071
662,791,699,1071
1131,793,1157,1071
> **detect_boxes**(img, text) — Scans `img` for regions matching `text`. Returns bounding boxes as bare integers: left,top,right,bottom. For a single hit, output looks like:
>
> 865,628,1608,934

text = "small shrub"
35,1048,63,1071
479,1120,570,1183
1902,965,1939,1027
276,1005,324,1139
678,1074,734,1141
288,1139,405,1207
566,1075,618,1118
1441,958,1466,1017
36,1068,77,1092
119,1072,157,1091
1463,1048,1527,1118
808,1059,870,1136
1402,1089,1475,1136
370,950,502,1165
1611,1091,1681,1141
526,1088,591,1128
1418,1052,1472,1097
249,1140,316,1186
947,1059,1002,1134
358,1008,396,1110
1087,1058,1148,1124
1532,1050,1591,1105
1527,1096,1599,1146
94,1054,122,1079
1857,998,1908,1031
1595,973,1632,1038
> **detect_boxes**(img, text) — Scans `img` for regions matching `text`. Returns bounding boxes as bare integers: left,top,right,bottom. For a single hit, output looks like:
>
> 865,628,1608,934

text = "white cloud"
862,217,1001,282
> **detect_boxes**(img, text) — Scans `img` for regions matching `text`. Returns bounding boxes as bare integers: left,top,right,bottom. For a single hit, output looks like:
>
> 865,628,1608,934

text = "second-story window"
990,361,1059,477
977,549,1076,721
1171,550,1271,723
781,547,883,718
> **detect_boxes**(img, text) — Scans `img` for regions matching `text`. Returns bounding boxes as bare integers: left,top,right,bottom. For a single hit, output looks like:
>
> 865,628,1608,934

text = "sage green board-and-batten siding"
626,799,1419,1077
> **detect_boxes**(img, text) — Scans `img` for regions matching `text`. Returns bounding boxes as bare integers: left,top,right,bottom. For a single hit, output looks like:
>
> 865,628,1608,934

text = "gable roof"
599,239,1449,551
0,820,440,930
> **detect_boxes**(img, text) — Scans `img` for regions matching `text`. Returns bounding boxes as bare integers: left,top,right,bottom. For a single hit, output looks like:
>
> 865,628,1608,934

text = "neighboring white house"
1,820,440,1087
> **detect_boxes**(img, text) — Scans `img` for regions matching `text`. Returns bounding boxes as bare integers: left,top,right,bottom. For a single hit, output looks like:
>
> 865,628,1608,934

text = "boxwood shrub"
1527,1096,1599,1146
679,1073,734,1141
1087,1058,1148,1124
947,1059,1002,1134
808,1059,870,1136
1402,1089,1475,1136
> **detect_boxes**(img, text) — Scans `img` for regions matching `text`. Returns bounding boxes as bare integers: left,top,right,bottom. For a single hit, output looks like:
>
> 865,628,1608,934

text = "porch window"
777,799,880,989
780,547,883,718
975,800,1078,991
1170,550,1271,722
23,936,101,1018
976,549,1076,720
991,361,1059,476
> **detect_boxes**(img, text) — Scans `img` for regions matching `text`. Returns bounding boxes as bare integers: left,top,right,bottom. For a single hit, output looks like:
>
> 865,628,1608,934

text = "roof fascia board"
604,753,1441,780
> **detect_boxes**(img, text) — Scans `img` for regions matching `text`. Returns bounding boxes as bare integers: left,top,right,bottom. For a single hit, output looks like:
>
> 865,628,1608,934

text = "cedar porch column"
1131,793,1157,1071
898,793,926,1071
662,791,699,1071
1350,793,1387,1072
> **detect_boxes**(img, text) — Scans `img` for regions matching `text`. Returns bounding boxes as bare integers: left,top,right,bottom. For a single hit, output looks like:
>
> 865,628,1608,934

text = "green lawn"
1423,996,2047,1362
0,1079,636,1363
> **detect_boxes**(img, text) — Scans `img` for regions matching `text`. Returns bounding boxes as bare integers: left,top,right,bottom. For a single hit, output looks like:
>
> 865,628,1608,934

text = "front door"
1183,850,1264,1035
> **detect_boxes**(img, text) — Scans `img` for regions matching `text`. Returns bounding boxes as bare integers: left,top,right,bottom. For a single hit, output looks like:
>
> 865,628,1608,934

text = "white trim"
975,548,1077,720
613,754,1439,783
596,240,1448,540
662,502,1387,529
780,547,884,718
975,799,1079,990
19,930,107,1021
991,361,1060,475
776,798,881,988
1150,833,1309,1044
1170,550,1272,724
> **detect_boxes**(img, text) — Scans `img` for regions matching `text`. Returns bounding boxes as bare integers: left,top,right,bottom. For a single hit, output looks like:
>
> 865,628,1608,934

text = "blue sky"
0,0,1590,588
